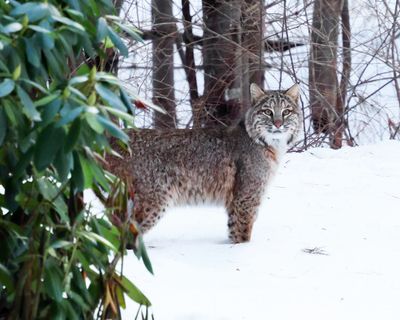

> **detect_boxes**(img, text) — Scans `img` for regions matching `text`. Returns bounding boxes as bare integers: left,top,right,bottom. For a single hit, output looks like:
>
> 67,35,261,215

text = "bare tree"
309,0,351,149
152,0,177,128
201,0,265,127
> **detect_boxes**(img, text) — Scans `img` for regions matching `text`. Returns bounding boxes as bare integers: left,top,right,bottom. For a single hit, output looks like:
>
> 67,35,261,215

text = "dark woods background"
119,0,400,149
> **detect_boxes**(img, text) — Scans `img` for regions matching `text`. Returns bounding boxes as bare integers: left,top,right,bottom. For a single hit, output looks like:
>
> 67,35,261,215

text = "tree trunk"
201,0,264,127
309,0,349,149
242,0,265,89
152,0,177,128
337,0,352,147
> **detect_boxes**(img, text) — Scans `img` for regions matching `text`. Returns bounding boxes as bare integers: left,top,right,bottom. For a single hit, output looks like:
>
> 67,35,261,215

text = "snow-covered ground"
122,141,400,320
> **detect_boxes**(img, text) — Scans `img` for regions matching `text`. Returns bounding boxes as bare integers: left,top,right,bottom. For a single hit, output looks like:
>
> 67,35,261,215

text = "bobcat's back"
108,123,271,206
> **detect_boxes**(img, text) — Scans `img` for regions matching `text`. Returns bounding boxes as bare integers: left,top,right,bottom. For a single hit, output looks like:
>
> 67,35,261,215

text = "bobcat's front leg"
227,169,264,243
227,207,257,243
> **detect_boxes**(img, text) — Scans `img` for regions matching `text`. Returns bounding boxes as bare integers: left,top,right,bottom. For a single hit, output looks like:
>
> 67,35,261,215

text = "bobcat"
107,83,302,243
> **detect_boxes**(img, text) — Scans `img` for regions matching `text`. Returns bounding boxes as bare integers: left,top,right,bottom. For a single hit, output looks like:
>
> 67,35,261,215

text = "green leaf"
68,291,90,312
113,21,143,43
107,26,128,56
95,72,120,85
68,86,87,101
104,15,121,21
75,250,90,272
65,8,84,20
0,79,15,98
88,0,100,16
116,285,126,309
138,236,153,274
19,131,35,153
24,37,41,67
95,83,126,111
53,16,85,32
71,266,93,305
50,240,73,249
97,115,129,142
71,151,84,192
34,91,61,107
85,112,104,134
53,149,73,182
0,107,7,146
44,259,63,302
90,162,110,192
68,75,89,86
79,231,117,251
0,59,10,73
120,88,134,114
65,119,81,153
34,125,66,171
28,25,52,34
11,3,50,22
63,300,80,320
3,99,18,126
79,155,93,189
0,263,15,292
58,34,75,63
42,98,62,125
3,22,23,34
37,178,69,222
103,106,134,124
94,220,119,250
14,148,34,179
97,17,108,42
56,106,84,127
43,50,61,79
40,32,55,50
75,64,90,76
80,33,95,57
20,79,47,94
119,275,151,306
37,177,64,203
12,64,21,80
103,36,113,49
16,85,41,121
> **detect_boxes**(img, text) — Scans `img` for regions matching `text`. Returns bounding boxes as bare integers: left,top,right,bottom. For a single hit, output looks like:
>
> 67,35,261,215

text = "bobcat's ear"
285,84,299,102
250,83,265,102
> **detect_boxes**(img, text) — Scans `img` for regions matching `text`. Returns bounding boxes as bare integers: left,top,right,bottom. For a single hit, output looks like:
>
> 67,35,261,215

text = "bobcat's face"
245,83,302,150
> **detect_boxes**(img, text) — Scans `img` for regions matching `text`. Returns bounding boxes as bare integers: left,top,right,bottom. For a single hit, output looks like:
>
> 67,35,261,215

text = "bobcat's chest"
265,146,279,163
262,145,284,184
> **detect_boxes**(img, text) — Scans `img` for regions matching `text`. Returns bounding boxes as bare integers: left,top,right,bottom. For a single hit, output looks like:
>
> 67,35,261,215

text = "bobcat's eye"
282,109,291,116
263,110,273,117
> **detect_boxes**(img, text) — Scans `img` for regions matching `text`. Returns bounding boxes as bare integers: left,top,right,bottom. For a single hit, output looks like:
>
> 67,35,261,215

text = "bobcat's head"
245,83,302,150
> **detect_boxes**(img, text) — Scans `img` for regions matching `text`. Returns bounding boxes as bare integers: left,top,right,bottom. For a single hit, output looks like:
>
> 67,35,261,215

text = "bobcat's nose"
273,120,283,128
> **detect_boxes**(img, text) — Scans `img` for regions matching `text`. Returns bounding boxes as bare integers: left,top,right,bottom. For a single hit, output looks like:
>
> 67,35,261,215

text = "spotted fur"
106,84,302,243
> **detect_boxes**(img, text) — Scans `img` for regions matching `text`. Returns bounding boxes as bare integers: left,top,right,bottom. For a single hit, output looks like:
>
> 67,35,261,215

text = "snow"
122,141,400,320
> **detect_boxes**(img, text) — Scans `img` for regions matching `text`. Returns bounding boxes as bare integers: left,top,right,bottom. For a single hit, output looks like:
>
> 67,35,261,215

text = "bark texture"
152,0,177,128
201,0,265,127
309,0,348,148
